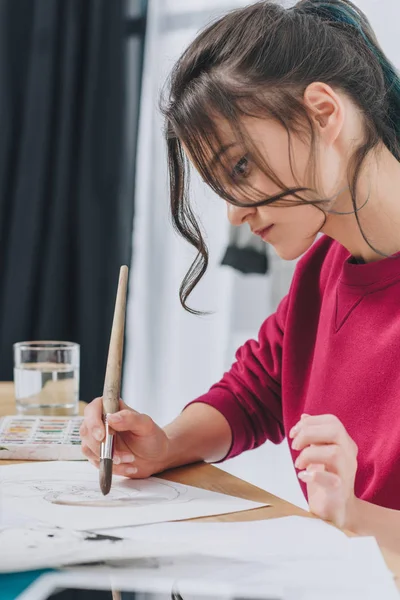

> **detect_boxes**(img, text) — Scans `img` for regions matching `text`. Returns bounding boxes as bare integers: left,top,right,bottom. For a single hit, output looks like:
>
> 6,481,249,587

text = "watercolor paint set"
0,415,85,460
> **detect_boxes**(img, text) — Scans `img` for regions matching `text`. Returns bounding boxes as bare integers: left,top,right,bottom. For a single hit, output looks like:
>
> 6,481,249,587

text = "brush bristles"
99,458,113,495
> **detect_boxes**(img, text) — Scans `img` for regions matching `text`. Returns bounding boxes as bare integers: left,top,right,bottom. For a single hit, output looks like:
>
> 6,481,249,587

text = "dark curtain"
0,0,146,401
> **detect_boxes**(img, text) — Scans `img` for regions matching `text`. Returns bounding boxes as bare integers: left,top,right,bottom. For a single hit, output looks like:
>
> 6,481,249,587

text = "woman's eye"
232,155,250,180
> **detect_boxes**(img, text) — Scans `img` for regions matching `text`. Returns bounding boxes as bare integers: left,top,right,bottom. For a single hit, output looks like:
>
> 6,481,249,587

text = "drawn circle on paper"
42,478,182,507
44,484,136,506
2,477,186,508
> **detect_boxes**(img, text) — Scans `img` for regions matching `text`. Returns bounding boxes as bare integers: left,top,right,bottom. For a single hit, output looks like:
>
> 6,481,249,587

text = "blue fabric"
0,570,53,600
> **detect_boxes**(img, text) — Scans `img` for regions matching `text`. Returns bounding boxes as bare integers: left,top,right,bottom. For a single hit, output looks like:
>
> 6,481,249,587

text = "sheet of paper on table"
0,524,192,573
1,460,397,599
101,514,350,561
0,515,340,573
90,517,399,600
2,513,347,573
0,461,268,530
64,543,397,600
15,517,398,600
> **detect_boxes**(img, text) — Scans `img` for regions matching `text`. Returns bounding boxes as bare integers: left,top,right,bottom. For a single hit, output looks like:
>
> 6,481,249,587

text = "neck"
322,144,400,262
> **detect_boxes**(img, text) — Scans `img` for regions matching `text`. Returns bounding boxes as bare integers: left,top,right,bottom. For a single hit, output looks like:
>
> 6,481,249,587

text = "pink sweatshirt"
190,235,400,510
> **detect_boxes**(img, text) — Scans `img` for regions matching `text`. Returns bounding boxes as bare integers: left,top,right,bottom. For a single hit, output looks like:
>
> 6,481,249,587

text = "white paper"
0,515,345,573
2,513,397,599
0,524,191,573
102,515,350,561
0,461,268,530
90,517,397,600
23,536,397,600
64,529,398,600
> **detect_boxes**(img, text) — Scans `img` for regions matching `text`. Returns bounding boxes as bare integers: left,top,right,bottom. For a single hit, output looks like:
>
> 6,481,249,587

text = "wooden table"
1,382,400,589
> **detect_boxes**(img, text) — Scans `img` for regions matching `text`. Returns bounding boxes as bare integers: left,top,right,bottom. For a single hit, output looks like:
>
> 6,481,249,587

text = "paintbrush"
99,265,129,495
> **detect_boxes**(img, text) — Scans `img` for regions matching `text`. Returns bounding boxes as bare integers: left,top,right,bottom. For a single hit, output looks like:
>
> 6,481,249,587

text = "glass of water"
13,341,80,416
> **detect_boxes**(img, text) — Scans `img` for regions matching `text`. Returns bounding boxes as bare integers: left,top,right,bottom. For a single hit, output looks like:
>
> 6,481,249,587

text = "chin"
272,237,316,261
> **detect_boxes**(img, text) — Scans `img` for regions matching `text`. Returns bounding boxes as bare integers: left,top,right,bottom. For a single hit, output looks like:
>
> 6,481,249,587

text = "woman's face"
203,111,345,261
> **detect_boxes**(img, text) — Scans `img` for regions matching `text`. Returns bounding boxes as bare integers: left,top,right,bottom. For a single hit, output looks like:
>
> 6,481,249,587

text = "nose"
227,202,256,227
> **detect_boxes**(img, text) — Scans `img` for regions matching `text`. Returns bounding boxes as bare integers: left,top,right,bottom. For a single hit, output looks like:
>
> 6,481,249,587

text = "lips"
253,225,274,238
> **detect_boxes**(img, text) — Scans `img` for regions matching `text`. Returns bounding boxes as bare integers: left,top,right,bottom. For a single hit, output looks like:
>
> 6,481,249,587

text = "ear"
303,82,344,145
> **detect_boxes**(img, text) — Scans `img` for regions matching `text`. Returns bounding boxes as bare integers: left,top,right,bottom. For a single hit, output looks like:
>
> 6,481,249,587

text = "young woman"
80,0,400,552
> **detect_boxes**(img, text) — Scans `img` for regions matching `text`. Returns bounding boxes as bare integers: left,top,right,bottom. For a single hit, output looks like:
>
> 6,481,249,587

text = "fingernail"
298,471,314,482
294,457,301,468
109,413,121,422
289,425,299,438
121,454,135,464
94,428,104,441
291,438,300,450
126,467,138,475
301,413,310,420
113,456,121,465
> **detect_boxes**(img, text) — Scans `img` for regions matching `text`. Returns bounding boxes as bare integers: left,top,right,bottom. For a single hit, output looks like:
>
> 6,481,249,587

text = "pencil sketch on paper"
0,462,267,530
2,477,184,507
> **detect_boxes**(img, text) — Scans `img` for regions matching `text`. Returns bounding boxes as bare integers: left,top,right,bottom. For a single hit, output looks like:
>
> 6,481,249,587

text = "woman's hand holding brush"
80,397,170,479
80,397,232,478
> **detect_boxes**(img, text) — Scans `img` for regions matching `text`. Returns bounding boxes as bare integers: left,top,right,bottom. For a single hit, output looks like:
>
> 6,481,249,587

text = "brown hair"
162,0,400,314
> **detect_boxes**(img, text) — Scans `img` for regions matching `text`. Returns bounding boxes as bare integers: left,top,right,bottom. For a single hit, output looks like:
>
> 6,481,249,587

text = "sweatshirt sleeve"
186,294,288,461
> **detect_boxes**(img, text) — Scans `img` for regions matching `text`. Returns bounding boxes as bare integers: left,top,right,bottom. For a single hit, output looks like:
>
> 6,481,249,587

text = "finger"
83,427,136,465
83,397,105,442
289,414,341,438
291,423,341,450
112,463,139,478
307,462,325,472
295,444,343,473
298,468,341,489
81,443,99,463
83,398,136,442
113,436,136,465
80,432,101,459
83,448,138,476
86,454,138,476
113,454,136,466
107,410,155,436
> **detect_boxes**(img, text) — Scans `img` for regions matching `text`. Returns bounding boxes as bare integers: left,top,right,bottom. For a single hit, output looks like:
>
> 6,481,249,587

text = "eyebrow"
210,143,238,168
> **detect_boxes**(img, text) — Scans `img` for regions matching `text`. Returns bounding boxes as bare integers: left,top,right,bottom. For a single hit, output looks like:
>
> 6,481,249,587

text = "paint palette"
0,416,85,460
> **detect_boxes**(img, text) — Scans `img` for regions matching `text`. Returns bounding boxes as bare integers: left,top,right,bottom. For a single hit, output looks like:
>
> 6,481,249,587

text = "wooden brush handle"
102,265,129,415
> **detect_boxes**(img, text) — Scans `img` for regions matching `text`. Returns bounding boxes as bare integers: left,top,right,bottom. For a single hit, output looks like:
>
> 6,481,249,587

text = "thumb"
107,410,155,436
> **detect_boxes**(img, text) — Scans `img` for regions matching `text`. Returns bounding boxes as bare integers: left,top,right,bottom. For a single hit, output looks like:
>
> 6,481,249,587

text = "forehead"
180,114,288,168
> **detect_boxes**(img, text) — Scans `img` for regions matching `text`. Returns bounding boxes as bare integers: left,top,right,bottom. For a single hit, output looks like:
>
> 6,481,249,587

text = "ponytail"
297,0,400,155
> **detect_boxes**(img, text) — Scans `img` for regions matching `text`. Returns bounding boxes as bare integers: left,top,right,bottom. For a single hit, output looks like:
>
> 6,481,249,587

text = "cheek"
256,124,310,187
265,206,324,259
273,233,318,261
296,205,326,237
269,205,324,232
276,204,325,229
250,170,280,196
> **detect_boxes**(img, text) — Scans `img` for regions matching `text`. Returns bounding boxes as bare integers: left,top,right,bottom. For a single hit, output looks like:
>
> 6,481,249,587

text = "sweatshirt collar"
341,250,400,287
